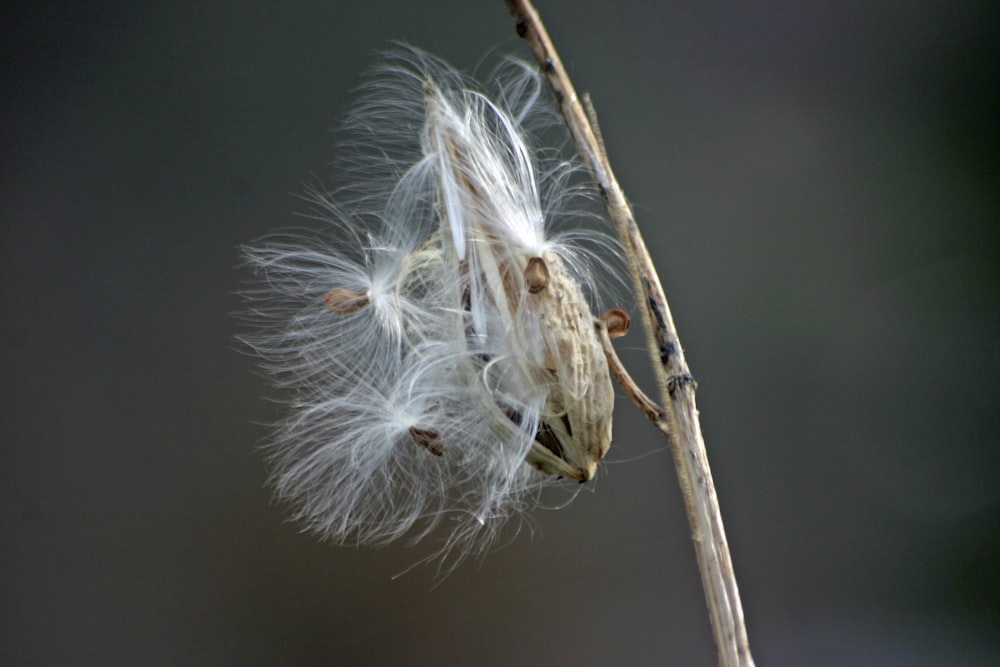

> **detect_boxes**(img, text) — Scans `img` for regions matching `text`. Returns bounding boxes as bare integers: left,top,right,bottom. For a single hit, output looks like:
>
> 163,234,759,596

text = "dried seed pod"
426,78,614,483
521,253,613,481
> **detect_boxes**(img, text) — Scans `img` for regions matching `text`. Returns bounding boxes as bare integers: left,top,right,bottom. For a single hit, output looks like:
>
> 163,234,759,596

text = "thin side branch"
596,318,663,427
505,2,755,665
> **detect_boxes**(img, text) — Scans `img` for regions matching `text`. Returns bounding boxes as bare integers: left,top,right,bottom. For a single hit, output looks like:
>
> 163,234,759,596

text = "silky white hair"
241,45,624,570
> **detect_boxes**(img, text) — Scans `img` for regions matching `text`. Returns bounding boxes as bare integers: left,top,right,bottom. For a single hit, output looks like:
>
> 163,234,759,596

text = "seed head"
240,45,626,570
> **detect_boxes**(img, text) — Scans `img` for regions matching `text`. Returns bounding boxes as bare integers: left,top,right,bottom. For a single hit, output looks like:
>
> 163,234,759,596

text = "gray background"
3,1,997,665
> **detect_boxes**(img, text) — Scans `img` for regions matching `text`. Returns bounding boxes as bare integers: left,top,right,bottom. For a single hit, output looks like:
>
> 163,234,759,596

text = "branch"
505,2,755,665
596,312,662,427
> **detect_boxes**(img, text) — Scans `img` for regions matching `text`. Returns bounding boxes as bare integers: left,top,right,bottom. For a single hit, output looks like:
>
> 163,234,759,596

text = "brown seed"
323,288,369,314
524,257,550,294
602,308,631,338
408,426,443,457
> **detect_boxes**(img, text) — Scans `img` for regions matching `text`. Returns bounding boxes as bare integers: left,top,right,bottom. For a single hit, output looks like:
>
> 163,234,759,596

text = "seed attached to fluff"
602,308,631,338
524,256,550,293
323,287,369,314
409,427,443,457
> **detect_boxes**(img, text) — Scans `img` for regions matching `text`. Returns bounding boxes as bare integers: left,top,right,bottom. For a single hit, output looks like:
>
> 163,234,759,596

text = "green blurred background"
2,1,997,665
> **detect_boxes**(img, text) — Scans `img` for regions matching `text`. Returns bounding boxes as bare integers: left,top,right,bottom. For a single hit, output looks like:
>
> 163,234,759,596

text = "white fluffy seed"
240,45,624,570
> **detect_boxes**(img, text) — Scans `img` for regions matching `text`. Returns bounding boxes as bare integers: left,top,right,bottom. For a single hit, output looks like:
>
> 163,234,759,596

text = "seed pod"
425,77,614,482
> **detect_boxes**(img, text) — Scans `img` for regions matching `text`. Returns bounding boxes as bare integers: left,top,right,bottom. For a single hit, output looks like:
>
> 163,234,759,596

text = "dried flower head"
241,46,626,569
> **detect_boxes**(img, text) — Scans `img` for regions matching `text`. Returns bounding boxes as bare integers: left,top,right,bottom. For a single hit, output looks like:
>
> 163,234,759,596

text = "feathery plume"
241,46,626,569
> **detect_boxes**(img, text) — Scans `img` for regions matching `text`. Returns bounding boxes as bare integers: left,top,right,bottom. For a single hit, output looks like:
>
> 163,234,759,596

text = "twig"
596,314,662,427
505,2,755,665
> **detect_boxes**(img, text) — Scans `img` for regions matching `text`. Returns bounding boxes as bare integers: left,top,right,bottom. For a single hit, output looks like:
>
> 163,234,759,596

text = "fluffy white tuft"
240,45,625,570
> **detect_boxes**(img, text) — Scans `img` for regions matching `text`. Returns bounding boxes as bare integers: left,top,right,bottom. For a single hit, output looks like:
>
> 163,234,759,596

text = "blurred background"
2,1,997,665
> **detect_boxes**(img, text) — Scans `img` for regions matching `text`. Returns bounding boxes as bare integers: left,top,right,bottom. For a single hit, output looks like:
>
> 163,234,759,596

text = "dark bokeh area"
2,2,997,665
